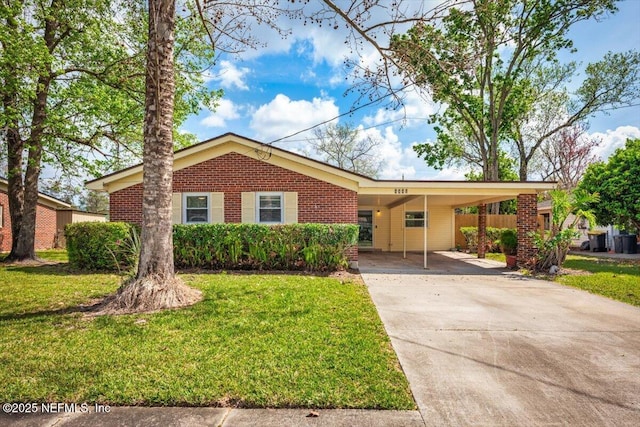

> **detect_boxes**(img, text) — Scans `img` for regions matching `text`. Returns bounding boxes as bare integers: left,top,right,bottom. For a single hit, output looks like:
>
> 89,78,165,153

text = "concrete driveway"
360,251,640,426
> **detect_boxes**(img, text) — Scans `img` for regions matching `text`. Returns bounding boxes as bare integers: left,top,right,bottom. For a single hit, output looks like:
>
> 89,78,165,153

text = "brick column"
477,204,487,259
517,194,538,266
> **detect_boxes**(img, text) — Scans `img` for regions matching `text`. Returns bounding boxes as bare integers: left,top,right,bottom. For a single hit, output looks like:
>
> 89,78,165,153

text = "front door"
358,210,373,248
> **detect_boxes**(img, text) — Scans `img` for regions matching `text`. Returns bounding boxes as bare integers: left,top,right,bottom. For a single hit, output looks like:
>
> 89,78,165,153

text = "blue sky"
182,0,640,180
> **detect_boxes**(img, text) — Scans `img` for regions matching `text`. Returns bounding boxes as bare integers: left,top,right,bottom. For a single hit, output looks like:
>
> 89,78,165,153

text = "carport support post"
403,202,406,259
423,195,428,269
477,204,487,259
517,194,538,267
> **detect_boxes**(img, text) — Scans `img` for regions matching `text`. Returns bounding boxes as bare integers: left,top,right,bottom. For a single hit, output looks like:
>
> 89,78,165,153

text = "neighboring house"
86,133,554,267
0,178,71,252
538,200,624,250
55,209,107,248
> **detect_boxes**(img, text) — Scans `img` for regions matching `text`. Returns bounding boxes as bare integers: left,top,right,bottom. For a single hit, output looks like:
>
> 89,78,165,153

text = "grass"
36,249,69,263
468,250,639,306
555,255,640,307
0,260,414,409
483,252,505,263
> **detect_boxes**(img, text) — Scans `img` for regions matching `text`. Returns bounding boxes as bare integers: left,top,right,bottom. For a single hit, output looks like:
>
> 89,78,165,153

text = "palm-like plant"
534,189,599,271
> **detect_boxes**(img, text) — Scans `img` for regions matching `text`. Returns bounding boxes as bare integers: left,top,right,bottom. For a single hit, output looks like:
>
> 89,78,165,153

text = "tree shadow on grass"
2,263,118,277
0,300,106,322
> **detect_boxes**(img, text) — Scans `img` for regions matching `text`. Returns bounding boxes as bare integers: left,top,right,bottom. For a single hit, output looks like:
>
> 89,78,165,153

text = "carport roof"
357,180,554,209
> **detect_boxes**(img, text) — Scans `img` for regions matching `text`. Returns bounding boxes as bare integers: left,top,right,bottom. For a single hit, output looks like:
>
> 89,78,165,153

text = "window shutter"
210,192,224,223
171,193,182,224
284,192,298,224
241,192,255,223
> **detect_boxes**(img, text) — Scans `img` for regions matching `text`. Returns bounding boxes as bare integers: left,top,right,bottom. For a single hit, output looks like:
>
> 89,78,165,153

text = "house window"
257,192,283,224
405,211,427,228
183,193,209,223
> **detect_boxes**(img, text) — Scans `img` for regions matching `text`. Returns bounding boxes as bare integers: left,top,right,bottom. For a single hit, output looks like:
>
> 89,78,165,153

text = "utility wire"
273,116,432,144
266,84,418,145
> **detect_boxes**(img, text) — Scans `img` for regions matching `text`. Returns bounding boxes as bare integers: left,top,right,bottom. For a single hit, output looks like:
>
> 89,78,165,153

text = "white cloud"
590,126,640,160
200,99,241,128
362,125,468,180
214,60,250,91
355,126,431,180
250,94,339,144
363,88,437,128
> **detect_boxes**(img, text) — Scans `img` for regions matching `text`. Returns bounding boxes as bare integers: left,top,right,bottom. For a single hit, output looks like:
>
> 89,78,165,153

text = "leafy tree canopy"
1,0,219,181
578,138,640,231
390,0,638,186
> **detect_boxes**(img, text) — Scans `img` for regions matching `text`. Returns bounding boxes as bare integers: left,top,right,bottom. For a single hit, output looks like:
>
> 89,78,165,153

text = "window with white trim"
405,211,428,228
183,193,209,223
256,192,283,224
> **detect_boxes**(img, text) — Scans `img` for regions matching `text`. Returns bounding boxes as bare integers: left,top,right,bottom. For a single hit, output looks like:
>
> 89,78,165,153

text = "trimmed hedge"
65,222,138,271
460,226,515,253
66,222,358,272
173,223,358,271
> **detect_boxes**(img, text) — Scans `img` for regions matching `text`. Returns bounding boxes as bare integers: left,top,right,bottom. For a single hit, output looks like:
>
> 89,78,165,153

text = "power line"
266,84,419,145
273,116,432,144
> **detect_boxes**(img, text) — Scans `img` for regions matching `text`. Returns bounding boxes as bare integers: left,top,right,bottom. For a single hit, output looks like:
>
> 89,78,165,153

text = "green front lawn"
36,249,69,263
468,251,639,306
556,255,640,307
0,261,414,409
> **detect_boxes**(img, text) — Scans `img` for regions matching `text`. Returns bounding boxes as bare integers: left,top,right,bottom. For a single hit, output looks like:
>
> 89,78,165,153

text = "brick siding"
517,193,538,266
477,204,487,259
0,191,59,252
109,152,359,260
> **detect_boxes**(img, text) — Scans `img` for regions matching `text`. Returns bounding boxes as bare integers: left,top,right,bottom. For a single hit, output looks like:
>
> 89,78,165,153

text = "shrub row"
460,226,516,253
173,223,358,271
66,222,358,272
65,222,139,271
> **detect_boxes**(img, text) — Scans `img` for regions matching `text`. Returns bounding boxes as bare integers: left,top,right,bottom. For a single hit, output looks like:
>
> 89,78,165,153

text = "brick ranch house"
0,178,72,252
86,133,554,268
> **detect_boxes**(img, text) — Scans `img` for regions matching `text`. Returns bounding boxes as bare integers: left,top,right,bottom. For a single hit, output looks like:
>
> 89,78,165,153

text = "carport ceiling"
357,193,521,209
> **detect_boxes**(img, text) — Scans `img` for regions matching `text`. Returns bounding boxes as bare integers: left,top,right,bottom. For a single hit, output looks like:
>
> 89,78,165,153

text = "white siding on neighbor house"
377,200,453,252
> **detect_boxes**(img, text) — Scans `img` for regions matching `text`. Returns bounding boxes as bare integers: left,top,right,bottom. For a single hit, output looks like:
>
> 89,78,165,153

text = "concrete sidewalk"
1,407,425,427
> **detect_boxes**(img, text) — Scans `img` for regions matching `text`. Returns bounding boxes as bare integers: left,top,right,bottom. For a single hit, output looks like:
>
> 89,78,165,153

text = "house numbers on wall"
393,188,409,194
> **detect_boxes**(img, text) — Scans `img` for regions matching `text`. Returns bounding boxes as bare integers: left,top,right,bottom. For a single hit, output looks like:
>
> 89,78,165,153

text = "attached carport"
356,181,555,268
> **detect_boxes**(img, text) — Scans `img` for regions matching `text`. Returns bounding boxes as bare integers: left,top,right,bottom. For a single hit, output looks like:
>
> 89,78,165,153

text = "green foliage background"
579,138,640,231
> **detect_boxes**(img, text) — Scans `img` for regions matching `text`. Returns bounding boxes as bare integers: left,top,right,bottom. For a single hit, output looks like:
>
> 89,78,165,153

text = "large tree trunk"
5,3,54,262
102,0,200,313
3,8,27,262
5,124,25,261
8,75,49,261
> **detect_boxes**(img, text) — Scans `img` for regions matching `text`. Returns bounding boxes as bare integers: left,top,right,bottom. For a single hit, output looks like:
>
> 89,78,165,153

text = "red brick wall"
517,193,538,266
477,204,487,259
0,191,59,252
109,152,359,258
